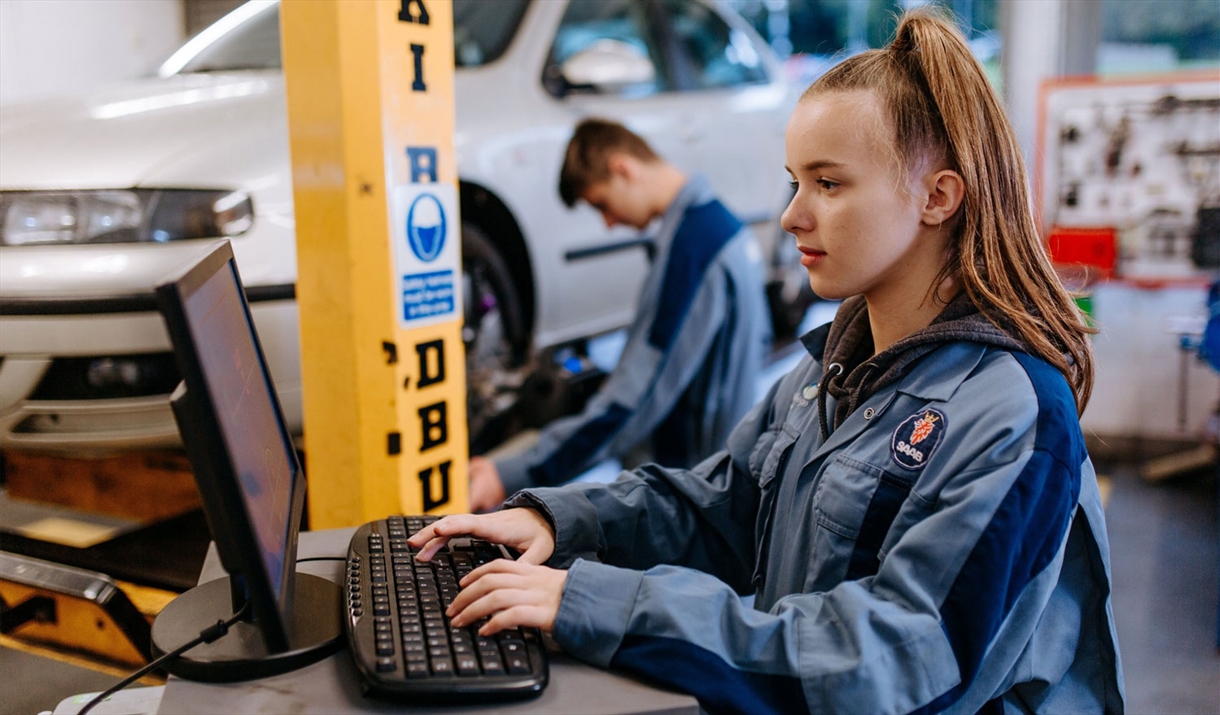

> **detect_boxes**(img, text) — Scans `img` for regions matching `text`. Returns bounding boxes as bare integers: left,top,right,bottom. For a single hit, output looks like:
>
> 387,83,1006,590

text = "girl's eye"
817,179,839,191
787,179,798,191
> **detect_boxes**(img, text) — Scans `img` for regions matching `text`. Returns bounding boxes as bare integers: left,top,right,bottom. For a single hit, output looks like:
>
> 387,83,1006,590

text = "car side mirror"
558,40,656,94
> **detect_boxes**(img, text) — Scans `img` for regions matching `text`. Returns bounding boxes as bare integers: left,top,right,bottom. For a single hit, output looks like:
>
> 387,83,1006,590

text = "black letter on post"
406,147,437,183
410,44,426,92
418,401,448,452
415,339,445,388
418,460,451,511
398,0,430,24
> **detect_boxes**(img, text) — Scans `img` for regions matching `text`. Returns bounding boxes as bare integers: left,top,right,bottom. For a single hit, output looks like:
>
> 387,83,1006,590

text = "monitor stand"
150,572,342,682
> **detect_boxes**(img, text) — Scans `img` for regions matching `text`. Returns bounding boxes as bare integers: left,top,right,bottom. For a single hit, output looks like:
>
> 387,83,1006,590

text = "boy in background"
468,118,770,511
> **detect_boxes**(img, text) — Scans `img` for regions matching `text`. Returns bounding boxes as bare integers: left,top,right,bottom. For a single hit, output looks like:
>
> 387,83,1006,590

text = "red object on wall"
1047,226,1117,279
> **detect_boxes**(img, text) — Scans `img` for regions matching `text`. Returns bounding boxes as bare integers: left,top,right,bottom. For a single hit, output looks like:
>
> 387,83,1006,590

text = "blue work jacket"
496,175,770,494
510,325,1125,714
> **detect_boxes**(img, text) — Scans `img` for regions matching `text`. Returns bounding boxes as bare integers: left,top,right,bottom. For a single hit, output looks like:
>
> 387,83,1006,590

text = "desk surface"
156,527,699,715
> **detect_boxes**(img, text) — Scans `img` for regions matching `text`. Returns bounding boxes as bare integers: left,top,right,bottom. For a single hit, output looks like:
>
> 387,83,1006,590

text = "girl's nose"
781,196,809,235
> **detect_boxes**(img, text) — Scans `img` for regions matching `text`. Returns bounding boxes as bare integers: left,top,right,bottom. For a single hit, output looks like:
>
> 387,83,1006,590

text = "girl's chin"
806,275,849,302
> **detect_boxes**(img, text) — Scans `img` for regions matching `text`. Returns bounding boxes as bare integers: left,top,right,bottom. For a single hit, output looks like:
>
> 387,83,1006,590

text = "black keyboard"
343,515,549,701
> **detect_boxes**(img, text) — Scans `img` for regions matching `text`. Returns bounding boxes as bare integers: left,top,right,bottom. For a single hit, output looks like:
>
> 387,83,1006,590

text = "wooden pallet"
3,450,201,522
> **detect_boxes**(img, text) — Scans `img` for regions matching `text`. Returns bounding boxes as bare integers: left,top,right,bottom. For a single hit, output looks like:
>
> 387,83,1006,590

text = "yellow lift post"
280,0,467,528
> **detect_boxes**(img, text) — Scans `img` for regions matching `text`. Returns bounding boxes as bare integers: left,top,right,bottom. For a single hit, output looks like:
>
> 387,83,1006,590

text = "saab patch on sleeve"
891,408,946,470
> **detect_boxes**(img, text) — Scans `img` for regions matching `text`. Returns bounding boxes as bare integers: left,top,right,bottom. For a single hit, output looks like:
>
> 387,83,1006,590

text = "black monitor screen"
183,258,294,596
157,240,304,652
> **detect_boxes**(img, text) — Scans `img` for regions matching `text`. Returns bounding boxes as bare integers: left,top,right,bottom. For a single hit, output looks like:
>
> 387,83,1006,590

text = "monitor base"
151,572,342,682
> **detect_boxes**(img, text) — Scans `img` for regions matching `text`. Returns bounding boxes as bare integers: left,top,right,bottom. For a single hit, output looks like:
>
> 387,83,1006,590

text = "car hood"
0,71,287,190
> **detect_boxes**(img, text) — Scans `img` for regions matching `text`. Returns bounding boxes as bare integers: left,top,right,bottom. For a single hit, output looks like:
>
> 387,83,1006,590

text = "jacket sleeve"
495,260,736,494
537,406,1086,715
504,370,790,589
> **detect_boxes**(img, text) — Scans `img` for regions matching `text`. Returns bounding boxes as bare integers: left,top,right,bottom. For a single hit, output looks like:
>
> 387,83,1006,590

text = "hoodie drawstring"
818,362,843,442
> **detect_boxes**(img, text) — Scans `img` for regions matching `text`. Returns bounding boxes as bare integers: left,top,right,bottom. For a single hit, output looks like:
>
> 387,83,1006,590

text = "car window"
543,0,667,97
453,0,531,68
659,0,767,90
172,0,529,74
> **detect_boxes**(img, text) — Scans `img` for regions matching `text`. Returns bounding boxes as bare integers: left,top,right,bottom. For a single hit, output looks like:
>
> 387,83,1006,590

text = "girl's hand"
447,559,567,636
407,508,556,565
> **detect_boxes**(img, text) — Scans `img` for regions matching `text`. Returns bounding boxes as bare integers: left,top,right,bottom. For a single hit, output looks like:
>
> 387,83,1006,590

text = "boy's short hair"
558,118,659,207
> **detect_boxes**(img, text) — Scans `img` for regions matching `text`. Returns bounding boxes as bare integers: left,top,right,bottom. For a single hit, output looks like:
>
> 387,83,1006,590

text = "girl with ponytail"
410,8,1124,714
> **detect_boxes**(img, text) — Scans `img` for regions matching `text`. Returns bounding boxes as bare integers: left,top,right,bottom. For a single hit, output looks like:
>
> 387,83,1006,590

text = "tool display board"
1037,72,1220,284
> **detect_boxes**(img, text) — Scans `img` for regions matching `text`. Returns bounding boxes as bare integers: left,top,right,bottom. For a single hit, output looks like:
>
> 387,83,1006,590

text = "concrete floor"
1102,460,1220,714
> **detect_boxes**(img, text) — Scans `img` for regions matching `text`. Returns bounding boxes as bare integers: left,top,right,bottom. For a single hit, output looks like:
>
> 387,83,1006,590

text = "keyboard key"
455,655,480,676
376,657,396,673
479,654,505,674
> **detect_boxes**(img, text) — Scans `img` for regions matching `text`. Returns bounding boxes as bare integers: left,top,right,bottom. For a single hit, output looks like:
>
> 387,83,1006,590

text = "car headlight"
0,189,253,246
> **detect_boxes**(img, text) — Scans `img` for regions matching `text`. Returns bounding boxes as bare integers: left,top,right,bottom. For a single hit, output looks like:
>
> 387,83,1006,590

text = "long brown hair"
803,8,1096,413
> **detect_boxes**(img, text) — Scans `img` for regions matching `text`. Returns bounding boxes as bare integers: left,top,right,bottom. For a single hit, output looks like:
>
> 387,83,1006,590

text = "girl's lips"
798,246,825,267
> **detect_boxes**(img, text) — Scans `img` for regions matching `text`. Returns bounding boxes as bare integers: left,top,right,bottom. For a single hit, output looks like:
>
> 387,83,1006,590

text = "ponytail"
803,8,1096,413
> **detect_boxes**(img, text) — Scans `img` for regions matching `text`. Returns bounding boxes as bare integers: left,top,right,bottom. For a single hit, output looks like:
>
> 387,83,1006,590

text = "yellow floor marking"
13,517,122,548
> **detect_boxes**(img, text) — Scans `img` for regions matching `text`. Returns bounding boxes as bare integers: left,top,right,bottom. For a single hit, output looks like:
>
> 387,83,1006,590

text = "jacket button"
863,407,875,419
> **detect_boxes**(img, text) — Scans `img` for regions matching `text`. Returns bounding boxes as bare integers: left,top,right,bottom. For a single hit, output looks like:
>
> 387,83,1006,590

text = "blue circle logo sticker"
890,407,947,470
407,193,446,262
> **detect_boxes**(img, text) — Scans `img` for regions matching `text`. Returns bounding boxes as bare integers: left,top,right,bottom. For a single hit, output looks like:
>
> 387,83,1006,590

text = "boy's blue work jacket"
510,321,1125,714
495,175,770,494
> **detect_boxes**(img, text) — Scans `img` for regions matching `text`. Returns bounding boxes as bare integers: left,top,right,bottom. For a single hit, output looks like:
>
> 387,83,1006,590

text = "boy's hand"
468,456,507,513
448,559,567,636
407,508,556,565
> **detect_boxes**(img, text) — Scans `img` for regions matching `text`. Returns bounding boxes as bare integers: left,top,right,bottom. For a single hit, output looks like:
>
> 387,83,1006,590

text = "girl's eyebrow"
784,160,846,174
802,160,845,172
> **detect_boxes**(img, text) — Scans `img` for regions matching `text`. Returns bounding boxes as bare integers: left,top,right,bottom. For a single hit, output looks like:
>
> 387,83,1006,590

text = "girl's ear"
920,169,965,226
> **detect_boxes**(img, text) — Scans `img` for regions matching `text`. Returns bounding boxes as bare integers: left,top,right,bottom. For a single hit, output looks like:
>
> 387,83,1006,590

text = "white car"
0,0,799,455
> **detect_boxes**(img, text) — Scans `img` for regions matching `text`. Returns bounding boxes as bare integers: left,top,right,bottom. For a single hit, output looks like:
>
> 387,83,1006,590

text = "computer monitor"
150,240,340,681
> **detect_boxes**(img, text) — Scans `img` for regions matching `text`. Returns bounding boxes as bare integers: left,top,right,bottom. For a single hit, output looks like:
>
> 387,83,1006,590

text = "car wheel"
461,222,530,451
